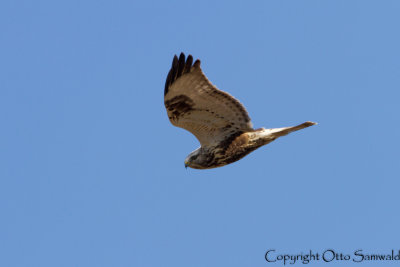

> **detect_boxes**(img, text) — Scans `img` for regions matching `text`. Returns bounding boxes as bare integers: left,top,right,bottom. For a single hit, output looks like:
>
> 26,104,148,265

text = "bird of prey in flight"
164,53,316,169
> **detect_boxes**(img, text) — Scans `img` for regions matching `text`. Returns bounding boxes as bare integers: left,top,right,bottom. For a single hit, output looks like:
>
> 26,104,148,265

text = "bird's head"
184,148,203,169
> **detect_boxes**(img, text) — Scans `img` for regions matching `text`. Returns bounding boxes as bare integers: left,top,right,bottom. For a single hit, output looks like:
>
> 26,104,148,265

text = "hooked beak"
184,162,188,169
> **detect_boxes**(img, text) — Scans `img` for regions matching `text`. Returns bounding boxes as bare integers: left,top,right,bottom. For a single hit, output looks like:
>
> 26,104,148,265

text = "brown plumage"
164,53,316,169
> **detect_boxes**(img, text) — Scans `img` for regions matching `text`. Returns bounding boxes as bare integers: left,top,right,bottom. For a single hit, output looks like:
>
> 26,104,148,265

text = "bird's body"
164,53,316,169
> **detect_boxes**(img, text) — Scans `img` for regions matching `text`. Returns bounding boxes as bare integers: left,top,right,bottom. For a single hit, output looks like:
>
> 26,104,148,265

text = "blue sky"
1,0,400,266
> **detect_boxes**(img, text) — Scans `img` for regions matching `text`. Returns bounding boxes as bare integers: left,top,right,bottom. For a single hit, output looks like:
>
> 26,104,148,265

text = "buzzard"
164,53,316,169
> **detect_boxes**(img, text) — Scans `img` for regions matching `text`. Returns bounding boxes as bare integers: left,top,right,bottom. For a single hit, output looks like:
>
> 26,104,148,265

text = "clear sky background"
1,1,400,266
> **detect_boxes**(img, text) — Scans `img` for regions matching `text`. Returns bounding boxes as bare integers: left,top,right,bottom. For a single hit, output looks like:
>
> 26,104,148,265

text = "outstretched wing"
164,53,253,147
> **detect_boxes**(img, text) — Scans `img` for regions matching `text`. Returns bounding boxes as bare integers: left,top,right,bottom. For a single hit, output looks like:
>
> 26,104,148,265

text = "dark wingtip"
193,59,201,68
184,55,193,74
164,53,197,96
177,53,186,78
